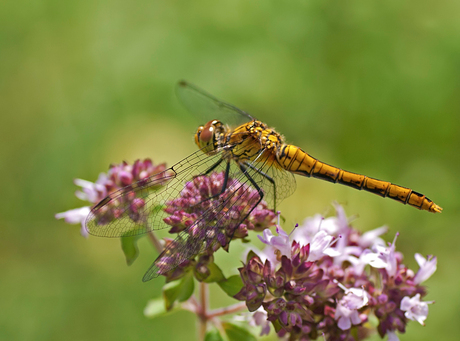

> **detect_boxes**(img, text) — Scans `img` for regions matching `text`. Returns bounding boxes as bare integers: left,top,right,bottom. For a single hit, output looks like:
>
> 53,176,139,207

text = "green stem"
198,282,209,340
207,302,246,318
146,230,163,253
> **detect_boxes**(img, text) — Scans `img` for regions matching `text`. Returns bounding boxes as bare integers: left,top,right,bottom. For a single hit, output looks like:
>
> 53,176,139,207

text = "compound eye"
194,126,204,146
199,122,214,144
195,120,224,152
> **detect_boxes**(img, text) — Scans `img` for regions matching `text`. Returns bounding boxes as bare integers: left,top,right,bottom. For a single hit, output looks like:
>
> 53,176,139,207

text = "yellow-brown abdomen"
278,145,442,213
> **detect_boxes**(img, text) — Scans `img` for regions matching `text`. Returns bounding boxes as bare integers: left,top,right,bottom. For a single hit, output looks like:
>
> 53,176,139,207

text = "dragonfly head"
195,120,226,154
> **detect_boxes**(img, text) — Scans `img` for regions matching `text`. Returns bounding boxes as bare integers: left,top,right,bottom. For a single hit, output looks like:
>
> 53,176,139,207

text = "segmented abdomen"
278,145,442,213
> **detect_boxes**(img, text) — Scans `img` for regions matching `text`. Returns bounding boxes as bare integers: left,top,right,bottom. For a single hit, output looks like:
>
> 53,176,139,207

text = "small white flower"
400,293,434,326
387,330,400,341
358,225,388,248
55,206,91,237
335,283,369,330
308,230,340,261
413,253,437,284
370,233,399,277
74,174,107,204
292,214,324,244
249,309,270,336
342,287,369,309
335,300,363,330
350,248,388,275
258,226,291,257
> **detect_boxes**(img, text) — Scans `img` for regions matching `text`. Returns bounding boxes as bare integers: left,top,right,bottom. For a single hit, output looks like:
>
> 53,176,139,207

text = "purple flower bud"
378,294,388,304
118,171,133,186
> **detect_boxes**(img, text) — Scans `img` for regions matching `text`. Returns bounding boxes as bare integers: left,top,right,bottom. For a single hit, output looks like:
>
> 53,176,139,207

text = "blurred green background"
1,0,459,340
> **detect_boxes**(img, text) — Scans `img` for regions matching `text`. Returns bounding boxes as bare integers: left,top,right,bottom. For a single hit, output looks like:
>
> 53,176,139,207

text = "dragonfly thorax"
224,120,286,163
195,120,227,155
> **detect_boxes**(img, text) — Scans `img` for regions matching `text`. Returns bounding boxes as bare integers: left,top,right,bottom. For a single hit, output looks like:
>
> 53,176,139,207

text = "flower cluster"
235,204,436,341
156,171,277,281
55,159,168,236
56,157,438,340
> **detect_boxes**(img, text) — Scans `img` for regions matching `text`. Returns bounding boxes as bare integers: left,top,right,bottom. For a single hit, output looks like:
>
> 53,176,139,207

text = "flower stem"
198,282,209,340
207,302,247,318
146,230,163,253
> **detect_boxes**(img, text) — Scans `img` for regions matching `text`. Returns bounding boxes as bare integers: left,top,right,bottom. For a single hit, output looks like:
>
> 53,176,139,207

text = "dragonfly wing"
142,159,272,280
85,148,228,238
176,81,256,127
242,155,296,212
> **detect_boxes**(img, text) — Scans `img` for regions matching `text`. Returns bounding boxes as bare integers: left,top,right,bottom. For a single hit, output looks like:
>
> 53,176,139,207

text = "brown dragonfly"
86,81,442,281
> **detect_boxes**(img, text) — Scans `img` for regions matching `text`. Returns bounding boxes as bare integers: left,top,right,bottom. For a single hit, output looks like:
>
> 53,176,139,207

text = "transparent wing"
243,158,296,211
176,80,255,127
85,148,229,238
143,150,296,280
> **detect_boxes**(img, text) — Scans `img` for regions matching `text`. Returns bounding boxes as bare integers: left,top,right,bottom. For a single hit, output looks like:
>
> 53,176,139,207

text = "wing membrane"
244,159,296,211
143,161,262,280
143,149,296,280
85,148,228,238
177,80,255,127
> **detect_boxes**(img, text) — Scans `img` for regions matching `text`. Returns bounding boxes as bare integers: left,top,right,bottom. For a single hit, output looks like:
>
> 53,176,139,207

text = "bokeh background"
1,0,459,340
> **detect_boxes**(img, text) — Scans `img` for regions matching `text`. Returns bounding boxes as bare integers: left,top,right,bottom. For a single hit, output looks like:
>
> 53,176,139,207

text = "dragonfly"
86,81,442,281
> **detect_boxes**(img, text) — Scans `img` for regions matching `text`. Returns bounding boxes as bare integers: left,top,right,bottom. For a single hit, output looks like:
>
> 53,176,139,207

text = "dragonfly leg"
210,163,265,249
239,163,264,206
201,158,224,176
192,160,231,207
243,161,277,211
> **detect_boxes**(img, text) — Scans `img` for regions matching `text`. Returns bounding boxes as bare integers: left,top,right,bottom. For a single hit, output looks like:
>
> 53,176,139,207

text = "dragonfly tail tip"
430,204,443,213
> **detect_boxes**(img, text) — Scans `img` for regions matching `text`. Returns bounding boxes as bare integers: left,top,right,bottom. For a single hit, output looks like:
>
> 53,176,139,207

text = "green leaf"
203,262,225,283
204,328,224,341
144,298,168,319
217,275,244,297
163,273,195,310
144,297,182,319
246,250,258,262
177,274,195,302
272,319,283,333
120,233,143,266
222,322,256,341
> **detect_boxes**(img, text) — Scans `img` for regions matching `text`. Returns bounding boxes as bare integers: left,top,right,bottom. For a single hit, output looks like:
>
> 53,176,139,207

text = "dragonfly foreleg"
243,161,277,211
239,163,264,210
191,160,231,207
201,157,224,176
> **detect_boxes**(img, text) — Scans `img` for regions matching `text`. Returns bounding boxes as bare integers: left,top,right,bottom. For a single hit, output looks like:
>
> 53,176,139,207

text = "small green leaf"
203,262,225,283
204,328,224,341
218,275,244,297
163,273,195,310
222,322,256,341
246,250,258,262
272,319,283,333
120,233,143,266
177,274,195,302
144,298,168,319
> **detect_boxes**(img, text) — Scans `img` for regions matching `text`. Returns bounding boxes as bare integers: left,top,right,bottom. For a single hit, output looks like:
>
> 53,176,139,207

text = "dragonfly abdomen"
278,144,442,213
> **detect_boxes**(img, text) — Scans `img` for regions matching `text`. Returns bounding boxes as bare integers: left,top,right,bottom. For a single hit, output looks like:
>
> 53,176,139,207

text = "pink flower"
234,204,437,340
56,159,169,234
